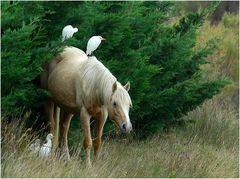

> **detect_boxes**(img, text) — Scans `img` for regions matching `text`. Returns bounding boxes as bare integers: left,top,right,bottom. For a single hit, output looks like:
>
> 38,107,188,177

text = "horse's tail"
53,105,60,150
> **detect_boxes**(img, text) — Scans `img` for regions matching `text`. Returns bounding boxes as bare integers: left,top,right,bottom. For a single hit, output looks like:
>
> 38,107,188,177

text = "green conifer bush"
1,1,229,136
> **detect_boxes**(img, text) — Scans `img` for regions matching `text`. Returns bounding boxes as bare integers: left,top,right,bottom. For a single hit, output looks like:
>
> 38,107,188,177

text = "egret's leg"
59,111,73,159
93,108,108,162
80,107,92,167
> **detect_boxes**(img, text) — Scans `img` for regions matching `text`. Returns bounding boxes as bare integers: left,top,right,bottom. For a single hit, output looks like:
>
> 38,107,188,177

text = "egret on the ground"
29,139,41,155
62,25,78,42
86,36,106,56
39,133,53,157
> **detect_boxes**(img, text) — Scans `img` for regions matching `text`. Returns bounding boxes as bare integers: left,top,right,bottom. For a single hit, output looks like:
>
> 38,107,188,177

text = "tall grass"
1,95,238,178
1,106,239,177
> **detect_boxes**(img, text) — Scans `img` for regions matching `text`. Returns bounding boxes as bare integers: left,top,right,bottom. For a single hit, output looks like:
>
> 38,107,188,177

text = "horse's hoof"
86,161,92,168
60,152,70,161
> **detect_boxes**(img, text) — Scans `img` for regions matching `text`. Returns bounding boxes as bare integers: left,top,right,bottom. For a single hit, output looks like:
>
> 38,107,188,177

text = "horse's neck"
99,77,115,107
83,82,112,109
77,58,116,109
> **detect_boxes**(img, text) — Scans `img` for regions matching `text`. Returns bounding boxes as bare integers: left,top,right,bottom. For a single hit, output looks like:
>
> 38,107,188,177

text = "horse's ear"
112,81,117,93
124,81,130,91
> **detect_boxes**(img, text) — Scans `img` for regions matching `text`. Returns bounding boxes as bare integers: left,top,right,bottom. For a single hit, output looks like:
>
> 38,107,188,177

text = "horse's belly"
48,62,79,114
53,99,80,114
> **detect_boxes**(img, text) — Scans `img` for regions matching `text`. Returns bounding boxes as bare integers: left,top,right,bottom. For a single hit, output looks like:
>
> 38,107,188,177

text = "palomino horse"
45,47,132,165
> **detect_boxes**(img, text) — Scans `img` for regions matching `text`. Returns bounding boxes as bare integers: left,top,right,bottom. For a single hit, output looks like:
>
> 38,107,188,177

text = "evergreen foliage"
1,1,229,136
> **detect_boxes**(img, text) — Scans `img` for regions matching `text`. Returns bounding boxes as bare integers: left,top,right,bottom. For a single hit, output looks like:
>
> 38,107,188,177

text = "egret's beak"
101,37,106,41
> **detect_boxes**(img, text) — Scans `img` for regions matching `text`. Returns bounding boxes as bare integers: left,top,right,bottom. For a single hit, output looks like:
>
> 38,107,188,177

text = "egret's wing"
39,146,47,156
62,26,73,41
62,27,67,41
86,37,101,55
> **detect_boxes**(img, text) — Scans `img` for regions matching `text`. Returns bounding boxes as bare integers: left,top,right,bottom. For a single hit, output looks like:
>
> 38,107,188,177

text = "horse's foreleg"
59,111,73,159
80,107,92,167
93,107,108,162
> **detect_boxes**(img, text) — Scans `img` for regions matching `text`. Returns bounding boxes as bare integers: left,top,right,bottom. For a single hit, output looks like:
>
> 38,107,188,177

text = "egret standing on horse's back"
86,36,106,56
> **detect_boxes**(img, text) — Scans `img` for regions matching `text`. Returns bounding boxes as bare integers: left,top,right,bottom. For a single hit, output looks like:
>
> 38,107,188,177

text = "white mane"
76,56,116,107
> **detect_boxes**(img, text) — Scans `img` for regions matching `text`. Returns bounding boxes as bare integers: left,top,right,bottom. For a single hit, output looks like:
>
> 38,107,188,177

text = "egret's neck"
46,139,52,147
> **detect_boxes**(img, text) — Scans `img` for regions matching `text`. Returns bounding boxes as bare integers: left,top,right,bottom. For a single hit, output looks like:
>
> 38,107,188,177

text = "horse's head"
108,81,132,133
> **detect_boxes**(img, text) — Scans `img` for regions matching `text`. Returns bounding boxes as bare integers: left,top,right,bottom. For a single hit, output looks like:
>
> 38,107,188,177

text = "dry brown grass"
1,95,238,178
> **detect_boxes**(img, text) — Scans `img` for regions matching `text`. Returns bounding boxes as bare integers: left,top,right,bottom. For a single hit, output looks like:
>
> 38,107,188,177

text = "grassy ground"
1,96,238,178
1,13,239,178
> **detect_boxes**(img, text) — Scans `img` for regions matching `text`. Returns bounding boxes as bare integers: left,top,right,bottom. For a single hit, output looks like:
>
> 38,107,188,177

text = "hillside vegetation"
198,13,239,111
1,3,239,178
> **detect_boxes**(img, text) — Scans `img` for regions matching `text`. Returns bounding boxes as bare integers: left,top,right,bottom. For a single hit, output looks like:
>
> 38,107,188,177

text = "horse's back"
48,47,88,113
61,46,88,62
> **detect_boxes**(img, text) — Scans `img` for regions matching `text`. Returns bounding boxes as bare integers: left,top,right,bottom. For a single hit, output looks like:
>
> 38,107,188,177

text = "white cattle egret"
86,36,106,56
62,25,78,42
39,133,53,157
29,139,41,155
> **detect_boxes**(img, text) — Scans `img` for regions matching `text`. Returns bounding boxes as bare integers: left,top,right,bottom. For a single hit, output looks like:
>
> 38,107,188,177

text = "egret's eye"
113,102,117,107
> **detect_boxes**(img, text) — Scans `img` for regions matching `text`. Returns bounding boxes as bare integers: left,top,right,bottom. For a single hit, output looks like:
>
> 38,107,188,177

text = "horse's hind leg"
45,100,56,145
53,105,60,151
59,111,73,159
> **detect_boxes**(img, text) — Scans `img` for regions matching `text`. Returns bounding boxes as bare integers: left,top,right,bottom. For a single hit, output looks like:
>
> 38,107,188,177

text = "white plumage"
39,133,53,157
29,139,41,155
62,25,78,42
86,36,106,56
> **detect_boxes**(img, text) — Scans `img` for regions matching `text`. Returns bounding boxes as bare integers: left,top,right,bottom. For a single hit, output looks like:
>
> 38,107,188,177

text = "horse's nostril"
122,123,126,130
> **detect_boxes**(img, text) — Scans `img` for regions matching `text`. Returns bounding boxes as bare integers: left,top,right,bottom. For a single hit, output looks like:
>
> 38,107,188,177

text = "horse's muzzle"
120,122,132,133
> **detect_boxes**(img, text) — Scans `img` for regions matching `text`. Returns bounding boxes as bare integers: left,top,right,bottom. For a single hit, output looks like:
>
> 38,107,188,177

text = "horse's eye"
113,102,117,107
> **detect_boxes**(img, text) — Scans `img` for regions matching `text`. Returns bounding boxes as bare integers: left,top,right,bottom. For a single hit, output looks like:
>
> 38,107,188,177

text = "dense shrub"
1,1,229,136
